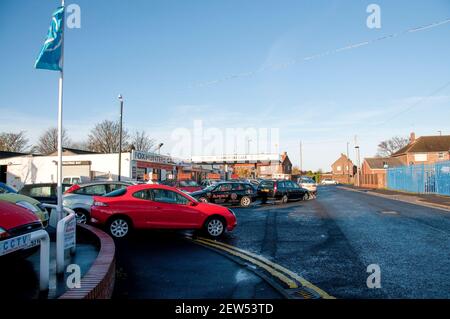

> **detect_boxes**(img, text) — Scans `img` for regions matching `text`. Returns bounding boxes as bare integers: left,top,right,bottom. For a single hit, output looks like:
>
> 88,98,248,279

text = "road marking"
194,238,298,289
191,236,335,299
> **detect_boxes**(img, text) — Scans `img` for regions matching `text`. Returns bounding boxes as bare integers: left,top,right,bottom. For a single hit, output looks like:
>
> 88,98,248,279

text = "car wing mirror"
190,201,198,206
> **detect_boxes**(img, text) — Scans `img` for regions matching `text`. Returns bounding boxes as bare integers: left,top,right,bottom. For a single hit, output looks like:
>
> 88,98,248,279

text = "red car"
0,201,43,257
90,184,237,238
160,180,202,193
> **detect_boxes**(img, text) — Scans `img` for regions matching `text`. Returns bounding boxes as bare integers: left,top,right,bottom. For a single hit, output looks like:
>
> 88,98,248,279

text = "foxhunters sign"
132,150,173,164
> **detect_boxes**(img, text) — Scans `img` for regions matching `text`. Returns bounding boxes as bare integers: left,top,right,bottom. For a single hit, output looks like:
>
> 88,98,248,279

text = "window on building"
438,152,445,159
337,166,342,171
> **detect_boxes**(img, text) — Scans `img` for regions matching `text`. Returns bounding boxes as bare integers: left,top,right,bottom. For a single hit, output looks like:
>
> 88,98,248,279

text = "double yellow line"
190,236,335,299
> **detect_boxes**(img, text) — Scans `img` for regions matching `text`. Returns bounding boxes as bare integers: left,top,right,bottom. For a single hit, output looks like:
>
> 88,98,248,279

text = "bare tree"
376,136,409,157
34,127,71,155
129,130,155,152
87,120,129,153
0,131,29,152
70,140,90,151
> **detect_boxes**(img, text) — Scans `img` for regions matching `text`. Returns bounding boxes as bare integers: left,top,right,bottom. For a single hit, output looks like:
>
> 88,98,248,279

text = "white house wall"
0,153,132,190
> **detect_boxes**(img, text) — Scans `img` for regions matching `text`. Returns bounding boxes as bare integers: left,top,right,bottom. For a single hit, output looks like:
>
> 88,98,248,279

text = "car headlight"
16,201,39,213
0,227,9,239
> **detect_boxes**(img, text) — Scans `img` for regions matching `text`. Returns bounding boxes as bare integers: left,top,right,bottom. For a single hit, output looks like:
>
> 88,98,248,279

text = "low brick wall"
59,224,116,299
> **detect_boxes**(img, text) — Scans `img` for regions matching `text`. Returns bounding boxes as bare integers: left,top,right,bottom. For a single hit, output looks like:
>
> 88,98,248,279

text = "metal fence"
387,161,450,196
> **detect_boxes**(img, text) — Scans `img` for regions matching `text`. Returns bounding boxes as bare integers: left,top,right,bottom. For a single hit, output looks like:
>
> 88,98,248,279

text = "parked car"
63,181,133,224
62,176,83,184
190,182,257,207
0,200,43,258
0,182,18,194
0,193,49,227
321,179,339,185
19,183,72,205
257,180,310,204
160,180,202,193
298,176,318,195
90,184,237,239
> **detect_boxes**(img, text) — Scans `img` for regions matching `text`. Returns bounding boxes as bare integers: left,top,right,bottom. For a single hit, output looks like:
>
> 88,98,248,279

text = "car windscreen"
0,183,18,194
179,181,199,187
104,188,127,197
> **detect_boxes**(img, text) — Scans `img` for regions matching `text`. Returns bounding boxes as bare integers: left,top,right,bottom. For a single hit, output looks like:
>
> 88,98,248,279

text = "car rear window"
104,188,127,197
75,184,107,196
259,181,274,188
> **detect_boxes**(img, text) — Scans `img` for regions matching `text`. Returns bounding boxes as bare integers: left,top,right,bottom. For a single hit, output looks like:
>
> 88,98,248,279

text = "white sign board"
192,154,280,163
64,217,76,250
0,233,31,256
414,154,428,162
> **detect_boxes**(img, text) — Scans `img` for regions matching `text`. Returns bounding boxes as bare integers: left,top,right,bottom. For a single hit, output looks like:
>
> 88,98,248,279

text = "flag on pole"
35,6,65,71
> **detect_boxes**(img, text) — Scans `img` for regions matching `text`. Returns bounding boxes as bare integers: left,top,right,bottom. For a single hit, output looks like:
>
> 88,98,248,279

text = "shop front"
131,150,176,182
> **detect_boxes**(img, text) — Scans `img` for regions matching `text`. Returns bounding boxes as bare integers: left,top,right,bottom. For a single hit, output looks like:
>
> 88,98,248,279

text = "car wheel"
281,194,288,204
108,217,131,238
199,197,209,203
240,196,251,207
204,217,225,238
261,198,267,204
75,209,89,224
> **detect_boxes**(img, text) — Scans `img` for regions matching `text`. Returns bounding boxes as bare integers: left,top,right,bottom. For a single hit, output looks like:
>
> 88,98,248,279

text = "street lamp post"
157,143,164,155
118,94,124,181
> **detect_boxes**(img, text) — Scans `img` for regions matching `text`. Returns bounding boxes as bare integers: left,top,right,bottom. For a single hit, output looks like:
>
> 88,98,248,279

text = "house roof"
0,151,29,159
331,153,352,167
365,157,403,169
392,135,450,156
48,147,99,156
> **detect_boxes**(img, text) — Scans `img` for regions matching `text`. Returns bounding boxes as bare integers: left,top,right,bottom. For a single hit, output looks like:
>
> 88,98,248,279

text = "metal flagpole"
57,0,65,220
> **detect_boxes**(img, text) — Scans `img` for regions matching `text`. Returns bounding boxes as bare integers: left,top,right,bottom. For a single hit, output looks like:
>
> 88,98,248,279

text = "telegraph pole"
354,136,361,187
299,141,303,174
346,142,350,184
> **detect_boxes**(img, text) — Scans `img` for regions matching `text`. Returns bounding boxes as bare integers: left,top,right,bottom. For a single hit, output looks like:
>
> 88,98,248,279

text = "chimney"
410,132,416,144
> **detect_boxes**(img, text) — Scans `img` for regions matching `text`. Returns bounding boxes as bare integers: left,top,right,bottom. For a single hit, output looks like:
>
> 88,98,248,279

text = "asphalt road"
112,231,283,299
112,186,450,299
222,186,450,298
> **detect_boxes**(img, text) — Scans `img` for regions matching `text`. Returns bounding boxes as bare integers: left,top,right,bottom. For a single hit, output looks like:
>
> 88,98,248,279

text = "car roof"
78,181,133,187
22,183,71,187
125,184,182,192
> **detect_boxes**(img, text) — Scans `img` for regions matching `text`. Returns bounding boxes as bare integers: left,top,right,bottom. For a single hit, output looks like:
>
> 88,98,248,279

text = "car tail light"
65,184,80,194
93,201,108,207
273,183,277,193
0,227,9,239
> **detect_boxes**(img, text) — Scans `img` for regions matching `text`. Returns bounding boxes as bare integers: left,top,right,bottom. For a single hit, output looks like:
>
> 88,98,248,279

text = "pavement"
0,227,98,299
340,185,450,211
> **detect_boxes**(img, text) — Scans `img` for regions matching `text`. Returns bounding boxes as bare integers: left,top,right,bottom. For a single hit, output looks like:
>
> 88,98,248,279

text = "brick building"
391,133,450,165
330,153,354,184
361,157,403,189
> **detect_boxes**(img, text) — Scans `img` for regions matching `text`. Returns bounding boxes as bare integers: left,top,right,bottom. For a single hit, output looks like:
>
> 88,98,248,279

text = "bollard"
30,229,50,291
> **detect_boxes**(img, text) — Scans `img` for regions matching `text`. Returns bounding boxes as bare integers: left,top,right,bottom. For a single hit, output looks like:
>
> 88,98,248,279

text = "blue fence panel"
387,161,450,196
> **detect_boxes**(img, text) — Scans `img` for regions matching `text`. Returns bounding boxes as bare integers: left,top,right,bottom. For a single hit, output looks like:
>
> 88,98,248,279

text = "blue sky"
1,0,449,170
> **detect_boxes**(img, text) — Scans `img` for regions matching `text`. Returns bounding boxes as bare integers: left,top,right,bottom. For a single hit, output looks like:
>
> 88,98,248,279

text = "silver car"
63,181,133,224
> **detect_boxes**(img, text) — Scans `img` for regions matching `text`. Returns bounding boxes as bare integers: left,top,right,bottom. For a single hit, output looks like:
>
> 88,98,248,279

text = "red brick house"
391,133,450,165
330,154,354,184
361,157,403,189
